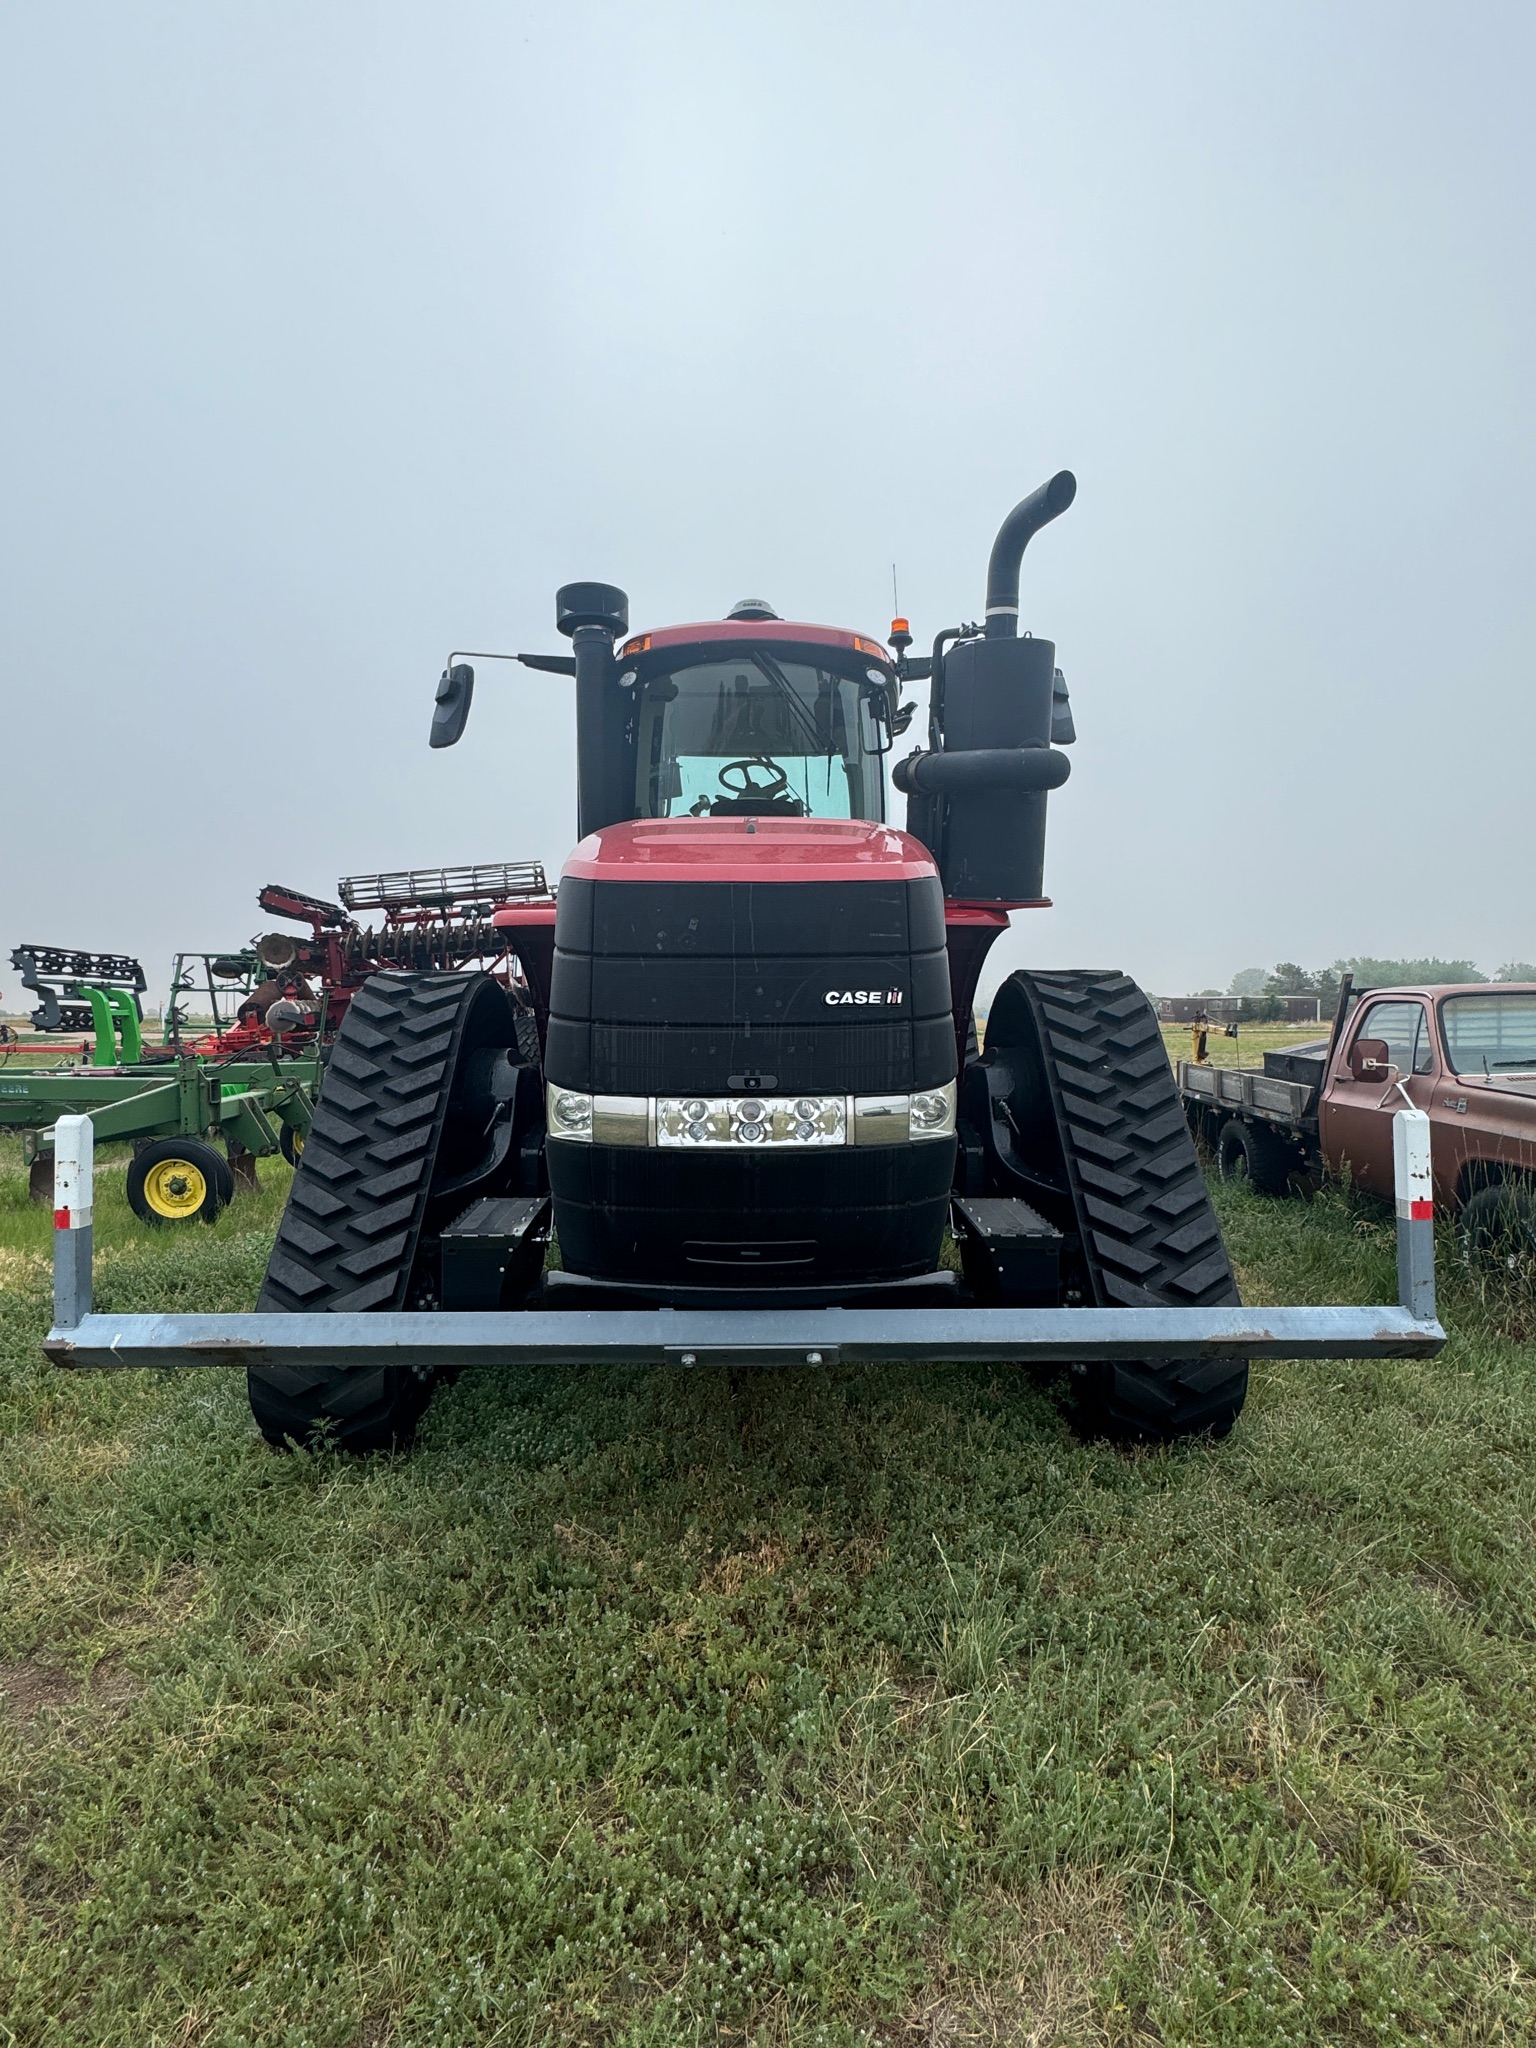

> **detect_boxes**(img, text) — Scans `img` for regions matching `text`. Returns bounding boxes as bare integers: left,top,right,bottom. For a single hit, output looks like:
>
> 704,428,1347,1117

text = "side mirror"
1349,1036,1392,1081
429,663,474,749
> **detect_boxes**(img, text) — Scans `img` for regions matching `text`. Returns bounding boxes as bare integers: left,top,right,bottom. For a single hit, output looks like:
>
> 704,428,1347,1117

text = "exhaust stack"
983,470,1076,637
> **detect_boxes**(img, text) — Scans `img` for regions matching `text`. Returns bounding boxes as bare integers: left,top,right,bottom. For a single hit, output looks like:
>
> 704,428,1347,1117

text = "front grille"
587,1019,913,1093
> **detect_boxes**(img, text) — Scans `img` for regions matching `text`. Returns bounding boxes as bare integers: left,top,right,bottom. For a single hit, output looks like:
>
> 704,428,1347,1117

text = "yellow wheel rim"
142,1157,209,1220
289,1130,304,1157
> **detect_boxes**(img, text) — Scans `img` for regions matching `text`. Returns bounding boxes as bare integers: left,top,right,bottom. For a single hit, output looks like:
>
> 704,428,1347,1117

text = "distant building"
1155,994,1333,1024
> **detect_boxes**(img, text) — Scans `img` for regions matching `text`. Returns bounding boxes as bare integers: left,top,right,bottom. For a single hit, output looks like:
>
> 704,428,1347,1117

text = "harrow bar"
338,862,550,913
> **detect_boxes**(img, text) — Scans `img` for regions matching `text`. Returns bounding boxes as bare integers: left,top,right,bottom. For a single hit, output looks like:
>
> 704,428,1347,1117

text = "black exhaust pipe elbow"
893,746,1071,797
984,470,1076,637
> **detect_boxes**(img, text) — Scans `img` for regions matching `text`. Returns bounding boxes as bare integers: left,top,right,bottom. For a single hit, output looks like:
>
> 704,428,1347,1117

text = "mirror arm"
447,650,578,677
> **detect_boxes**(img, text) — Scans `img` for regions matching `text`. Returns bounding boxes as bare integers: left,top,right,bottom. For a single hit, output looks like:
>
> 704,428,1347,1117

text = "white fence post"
1393,1108,1435,1323
52,1114,94,1328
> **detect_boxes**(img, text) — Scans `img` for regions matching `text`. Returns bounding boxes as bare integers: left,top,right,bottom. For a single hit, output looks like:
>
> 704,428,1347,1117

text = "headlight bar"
545,1081,957,1148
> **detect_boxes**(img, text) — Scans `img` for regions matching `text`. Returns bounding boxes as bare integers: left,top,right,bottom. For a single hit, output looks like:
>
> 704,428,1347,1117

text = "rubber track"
1006,969,1246,1437
258,971,482,1312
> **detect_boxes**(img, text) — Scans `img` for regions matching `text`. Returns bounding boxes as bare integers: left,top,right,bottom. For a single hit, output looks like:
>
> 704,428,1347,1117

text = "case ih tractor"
44,475,1445,1438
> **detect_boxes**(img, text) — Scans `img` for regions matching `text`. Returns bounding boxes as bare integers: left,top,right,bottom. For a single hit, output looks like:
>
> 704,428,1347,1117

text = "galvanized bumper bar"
43,1302,1444,1372
42,1112,1448,1372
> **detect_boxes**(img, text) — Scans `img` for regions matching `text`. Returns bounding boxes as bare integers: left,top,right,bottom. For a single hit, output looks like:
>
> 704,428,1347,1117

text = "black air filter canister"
931,634,1056,901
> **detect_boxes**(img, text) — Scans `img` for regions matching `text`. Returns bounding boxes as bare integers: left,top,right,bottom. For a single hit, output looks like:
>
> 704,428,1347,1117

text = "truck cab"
1322,982,1536,1206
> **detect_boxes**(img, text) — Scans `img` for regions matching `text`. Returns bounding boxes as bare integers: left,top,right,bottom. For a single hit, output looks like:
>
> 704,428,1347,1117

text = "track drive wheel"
127,1138,234,1225
249,970,522,1453
981,969,1247,1442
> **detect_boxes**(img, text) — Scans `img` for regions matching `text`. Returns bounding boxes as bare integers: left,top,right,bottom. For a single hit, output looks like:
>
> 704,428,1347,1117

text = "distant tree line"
1219,958,1536,1021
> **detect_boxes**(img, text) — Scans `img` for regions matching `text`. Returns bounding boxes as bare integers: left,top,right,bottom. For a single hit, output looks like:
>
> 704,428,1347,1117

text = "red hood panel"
561,817,939,886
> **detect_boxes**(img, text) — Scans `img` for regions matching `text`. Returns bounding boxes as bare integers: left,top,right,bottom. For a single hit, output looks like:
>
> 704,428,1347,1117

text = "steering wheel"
717,756,789,800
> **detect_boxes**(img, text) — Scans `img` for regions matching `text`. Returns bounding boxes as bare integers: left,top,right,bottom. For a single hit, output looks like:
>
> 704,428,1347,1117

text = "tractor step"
951,1196,1063,1304
441,1195,551,1310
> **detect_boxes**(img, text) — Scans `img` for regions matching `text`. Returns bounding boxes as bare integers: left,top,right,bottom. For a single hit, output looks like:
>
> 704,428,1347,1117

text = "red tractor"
46,477,1444,1440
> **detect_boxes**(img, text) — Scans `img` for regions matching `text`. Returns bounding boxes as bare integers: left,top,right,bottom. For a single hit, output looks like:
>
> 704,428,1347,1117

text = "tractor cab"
618,614,898,824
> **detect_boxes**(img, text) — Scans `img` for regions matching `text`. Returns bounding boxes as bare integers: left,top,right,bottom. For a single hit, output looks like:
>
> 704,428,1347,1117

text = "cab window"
1354,1000,1434,1076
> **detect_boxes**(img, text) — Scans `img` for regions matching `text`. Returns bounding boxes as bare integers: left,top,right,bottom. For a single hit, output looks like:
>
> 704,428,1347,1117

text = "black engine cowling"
543,820,957,1294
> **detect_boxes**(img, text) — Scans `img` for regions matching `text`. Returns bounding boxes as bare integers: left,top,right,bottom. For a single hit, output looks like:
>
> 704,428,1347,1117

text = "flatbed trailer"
1178,1049,1324,1155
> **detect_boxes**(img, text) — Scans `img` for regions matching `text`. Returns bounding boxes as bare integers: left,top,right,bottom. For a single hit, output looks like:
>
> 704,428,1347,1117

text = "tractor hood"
561,817,938,887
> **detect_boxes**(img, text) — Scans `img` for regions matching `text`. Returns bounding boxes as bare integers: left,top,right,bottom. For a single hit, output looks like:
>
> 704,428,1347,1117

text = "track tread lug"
280,1217,340,1259
264,1251,328,1300
1090,1232,1160,1277
295,1145,359,1186
337,1233,411,1277
1077,1163,1141,1199
368,1129,433,1164
327,1047,387,1083
309,1109,367,1147
376,1102,441,1132
1167,1250,1235,1298
1082,1194,1152,1236
1162,1216,1222,1258
349,1196,418,1240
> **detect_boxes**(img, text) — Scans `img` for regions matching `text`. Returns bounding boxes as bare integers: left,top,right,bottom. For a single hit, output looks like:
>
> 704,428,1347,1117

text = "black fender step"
983,968,1247,1440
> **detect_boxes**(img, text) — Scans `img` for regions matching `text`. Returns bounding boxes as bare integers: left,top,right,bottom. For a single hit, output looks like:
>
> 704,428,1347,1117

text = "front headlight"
656,1094,847,1148
547,1084,593,1140
907,1081,957,1140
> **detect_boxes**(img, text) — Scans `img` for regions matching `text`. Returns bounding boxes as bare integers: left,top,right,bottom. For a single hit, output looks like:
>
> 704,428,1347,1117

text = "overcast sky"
2,1,1532,1010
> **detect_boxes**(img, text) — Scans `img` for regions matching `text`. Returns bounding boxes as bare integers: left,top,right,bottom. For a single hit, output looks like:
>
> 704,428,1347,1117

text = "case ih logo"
824,988,904,1007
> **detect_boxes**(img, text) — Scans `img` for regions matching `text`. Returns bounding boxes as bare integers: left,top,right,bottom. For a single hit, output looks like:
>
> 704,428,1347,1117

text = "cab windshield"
1442,992,1536,1075
633,649,890,821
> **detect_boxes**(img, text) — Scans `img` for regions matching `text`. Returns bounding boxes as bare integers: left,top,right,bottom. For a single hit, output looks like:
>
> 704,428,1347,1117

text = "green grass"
1159,1021,1332,1071
2,1135,1534,2046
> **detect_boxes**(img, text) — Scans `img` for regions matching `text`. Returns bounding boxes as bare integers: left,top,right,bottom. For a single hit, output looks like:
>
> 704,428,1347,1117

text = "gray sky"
3,1,1532,1010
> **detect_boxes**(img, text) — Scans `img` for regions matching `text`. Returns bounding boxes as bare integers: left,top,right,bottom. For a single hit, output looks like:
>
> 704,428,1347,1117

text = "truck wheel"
982,969,1247,1442
249,970,521,1453
1459,1184,1536,1270
1216,1118,1295,1195
126,1138,234,1225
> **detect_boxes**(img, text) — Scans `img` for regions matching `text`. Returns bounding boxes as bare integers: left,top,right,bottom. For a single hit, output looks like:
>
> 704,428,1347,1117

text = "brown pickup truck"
1178,982,1536,1253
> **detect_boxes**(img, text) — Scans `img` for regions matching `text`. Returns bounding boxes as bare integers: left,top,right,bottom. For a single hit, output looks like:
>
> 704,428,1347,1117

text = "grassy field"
1157,1021,1333,1072
2,1132,1535,2046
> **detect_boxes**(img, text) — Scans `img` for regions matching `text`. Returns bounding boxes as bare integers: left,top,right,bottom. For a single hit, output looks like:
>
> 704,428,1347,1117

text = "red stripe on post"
1410,1199,1433,1221
53,1207,70,1229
